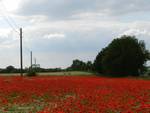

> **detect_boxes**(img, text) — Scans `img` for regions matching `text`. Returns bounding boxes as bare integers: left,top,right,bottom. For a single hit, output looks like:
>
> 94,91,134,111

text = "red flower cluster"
0,76,149,113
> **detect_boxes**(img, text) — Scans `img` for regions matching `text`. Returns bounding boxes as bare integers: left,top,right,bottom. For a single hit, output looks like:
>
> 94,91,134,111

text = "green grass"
0,72,149,80
0,73,20,76
38,71,94,76
137,76,150,80
0,71,94,76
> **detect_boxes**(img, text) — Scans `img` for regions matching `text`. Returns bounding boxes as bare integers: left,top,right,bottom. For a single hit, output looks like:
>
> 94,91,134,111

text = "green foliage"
0,65,19,73
147,67,150,76
6,66,15,73
94,35,150,76
72,59,86,71
94,48,107,73
67,59,93,71
26,69,37,77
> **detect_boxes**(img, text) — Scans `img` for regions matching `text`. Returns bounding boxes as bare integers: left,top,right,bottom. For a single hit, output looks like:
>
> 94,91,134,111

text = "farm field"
0,71,94,76
0,76,149,113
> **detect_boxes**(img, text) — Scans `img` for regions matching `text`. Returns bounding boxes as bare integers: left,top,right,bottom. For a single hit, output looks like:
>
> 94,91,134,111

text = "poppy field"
0,76,149,113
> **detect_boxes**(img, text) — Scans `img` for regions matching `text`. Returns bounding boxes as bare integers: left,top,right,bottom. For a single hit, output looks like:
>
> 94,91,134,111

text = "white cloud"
0,28,19,49
120,29,150,36
44,33,65,39
2,0,21,12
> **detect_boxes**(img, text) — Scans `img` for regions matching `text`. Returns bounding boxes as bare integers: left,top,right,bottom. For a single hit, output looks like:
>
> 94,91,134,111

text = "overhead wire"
0,0,19,28
0,0,20,34
0,1,32,55
0,0,36,67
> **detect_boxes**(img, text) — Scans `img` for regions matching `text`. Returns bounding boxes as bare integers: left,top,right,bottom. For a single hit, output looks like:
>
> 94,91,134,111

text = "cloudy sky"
0,0,150,68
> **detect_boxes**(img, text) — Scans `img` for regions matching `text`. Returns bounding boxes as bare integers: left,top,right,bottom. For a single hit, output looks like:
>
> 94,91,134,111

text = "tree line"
0,66,62,74
66,59,93,72
68,35,150,76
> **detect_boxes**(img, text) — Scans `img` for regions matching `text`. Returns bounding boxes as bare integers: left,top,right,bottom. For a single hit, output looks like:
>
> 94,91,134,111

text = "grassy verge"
37,71,95,76
0,71,95,77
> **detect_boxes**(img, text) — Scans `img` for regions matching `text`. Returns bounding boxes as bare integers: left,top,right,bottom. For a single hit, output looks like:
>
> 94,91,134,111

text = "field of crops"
0,76,149,113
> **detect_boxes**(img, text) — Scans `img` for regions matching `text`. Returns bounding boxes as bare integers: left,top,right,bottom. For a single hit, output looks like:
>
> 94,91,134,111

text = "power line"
0,0,19,34
0,14,19,34
0,12,19,34
0,0,19,28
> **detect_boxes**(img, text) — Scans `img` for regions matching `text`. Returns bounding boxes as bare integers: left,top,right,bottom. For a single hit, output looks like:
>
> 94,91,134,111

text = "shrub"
26,69,37,77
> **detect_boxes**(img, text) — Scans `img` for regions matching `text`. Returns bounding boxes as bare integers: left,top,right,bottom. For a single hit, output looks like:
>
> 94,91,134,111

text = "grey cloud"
18,0,97,19
23,25,115,52
17,0,150,19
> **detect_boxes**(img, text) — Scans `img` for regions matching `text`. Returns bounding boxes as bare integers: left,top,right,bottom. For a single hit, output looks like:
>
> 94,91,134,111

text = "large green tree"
94,35,150,76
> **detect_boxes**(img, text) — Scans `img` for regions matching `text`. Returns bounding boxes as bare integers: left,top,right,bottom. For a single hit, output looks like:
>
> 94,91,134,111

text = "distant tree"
6,65,16,73
70,59,85,71
68,59,93,71
94,35,150,76
86,61,93,71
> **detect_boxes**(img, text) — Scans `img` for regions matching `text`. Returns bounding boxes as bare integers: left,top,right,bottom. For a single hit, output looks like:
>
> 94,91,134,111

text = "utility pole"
31,51,32,69
34,58,36,65
20,28,23,76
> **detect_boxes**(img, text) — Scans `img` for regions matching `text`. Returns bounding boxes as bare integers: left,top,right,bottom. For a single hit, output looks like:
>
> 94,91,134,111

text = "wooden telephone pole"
20,28,23,76
31,51,32,69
